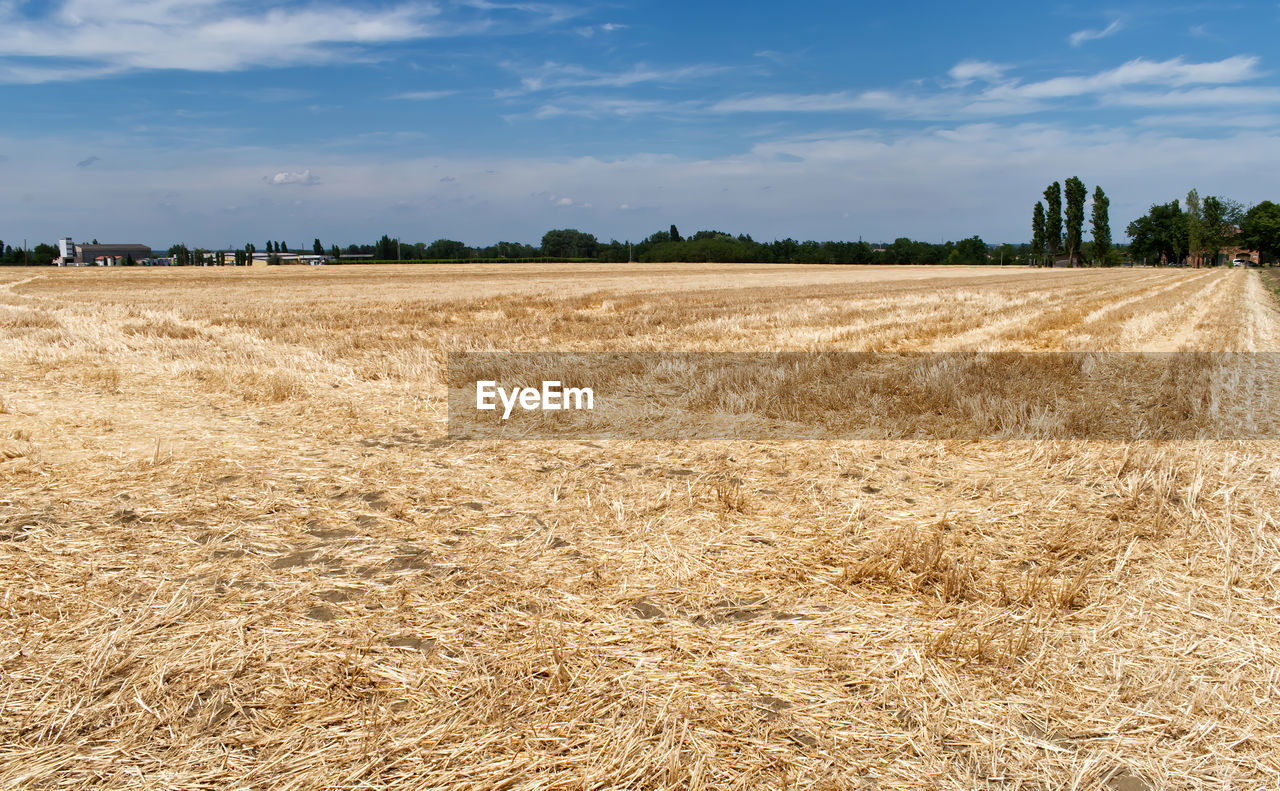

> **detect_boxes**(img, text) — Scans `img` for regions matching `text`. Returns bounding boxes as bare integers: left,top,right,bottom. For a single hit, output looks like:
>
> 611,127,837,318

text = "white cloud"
1069,19,1123,47
527,96,695,119
570,22,625,37
711,88,1035,119
391,90,459,100
265,169,319,186
508,61,728,92
1133,113,1280,128
989,55,1260,100
948,60,1007,85
711,55,1265,120
1102,85,1280,107
0,0,565,83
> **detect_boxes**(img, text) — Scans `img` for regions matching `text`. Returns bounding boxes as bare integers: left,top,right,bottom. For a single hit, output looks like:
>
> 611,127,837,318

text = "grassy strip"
331,257,599,265
1259,267,1280,303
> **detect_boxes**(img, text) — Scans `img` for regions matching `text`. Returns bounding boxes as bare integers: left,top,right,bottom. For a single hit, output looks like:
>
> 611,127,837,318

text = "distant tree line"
231,228,1024,266
16,199,1280,267
0,230,1035,267
0,240,58,265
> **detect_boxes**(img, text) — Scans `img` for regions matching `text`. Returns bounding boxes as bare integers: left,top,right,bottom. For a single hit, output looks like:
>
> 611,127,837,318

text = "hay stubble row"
1,264,1278,789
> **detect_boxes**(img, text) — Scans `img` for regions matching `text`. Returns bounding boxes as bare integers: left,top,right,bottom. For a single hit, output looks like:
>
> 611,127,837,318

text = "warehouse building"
55,237,153,266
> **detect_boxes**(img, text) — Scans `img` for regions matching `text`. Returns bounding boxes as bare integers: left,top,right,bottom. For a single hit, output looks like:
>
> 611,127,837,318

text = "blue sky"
2,0,1280,249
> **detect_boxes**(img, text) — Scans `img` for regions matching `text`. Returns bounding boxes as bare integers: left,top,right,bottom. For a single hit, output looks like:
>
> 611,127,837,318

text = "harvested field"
1,263,1279,789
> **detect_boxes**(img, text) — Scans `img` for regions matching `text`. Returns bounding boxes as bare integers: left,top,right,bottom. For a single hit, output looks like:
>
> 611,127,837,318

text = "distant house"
245,252,329,266
1051,253,1080,268
1221,228,1258,266
1224,249,1257,266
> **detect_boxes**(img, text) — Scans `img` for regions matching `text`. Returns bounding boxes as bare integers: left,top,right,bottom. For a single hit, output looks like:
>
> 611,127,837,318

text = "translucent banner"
446,352,1280,440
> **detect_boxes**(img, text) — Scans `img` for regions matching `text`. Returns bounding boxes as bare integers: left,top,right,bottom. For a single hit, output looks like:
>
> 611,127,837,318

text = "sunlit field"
2,263,1278,790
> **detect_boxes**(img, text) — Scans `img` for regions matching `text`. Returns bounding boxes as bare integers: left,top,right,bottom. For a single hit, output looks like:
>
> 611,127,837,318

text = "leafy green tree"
1090,187,1112,265
1185,189,1204,267
1043,182,1062,260
313,238,323,255
424,239,469,259
846,240,875,265
375,235,398,260
1201,196,1244,266
31,243,57,265
1240,200,1280,264
541,229,598,258
1064,176,1086,264
483,241,540,259
669,224,682,243
1031,202,1046,266
1126,201,1187,265
948,236,988,266
330,245,340,259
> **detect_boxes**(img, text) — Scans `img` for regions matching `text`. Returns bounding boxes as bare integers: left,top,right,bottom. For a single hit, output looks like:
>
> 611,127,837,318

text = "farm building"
55,238,153,266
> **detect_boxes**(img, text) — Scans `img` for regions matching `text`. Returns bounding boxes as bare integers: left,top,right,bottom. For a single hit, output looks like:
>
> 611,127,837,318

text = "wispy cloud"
391,90,460,101
506,61,729,92
573,22,624,37
1069,18,1123,47
452,0,583,25
1102,85,1280,107
988,55,1260,100
947,60,1007,85
525,97,697,119
712,55,1265,120
711,89,1034,119
0,0,569,84
1134,112,1280,128
264,169,319,186
76,155,100,168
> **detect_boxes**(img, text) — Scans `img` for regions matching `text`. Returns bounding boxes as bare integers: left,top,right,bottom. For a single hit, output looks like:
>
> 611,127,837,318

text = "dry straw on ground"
1,264,1278,790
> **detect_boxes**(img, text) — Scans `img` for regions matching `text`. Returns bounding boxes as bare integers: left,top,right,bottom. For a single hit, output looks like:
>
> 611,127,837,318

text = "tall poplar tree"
1032,202,1047,267
1064,176,1086,265
1090,187,1112,265
1043,182,1062,261
1185,189,1203,267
